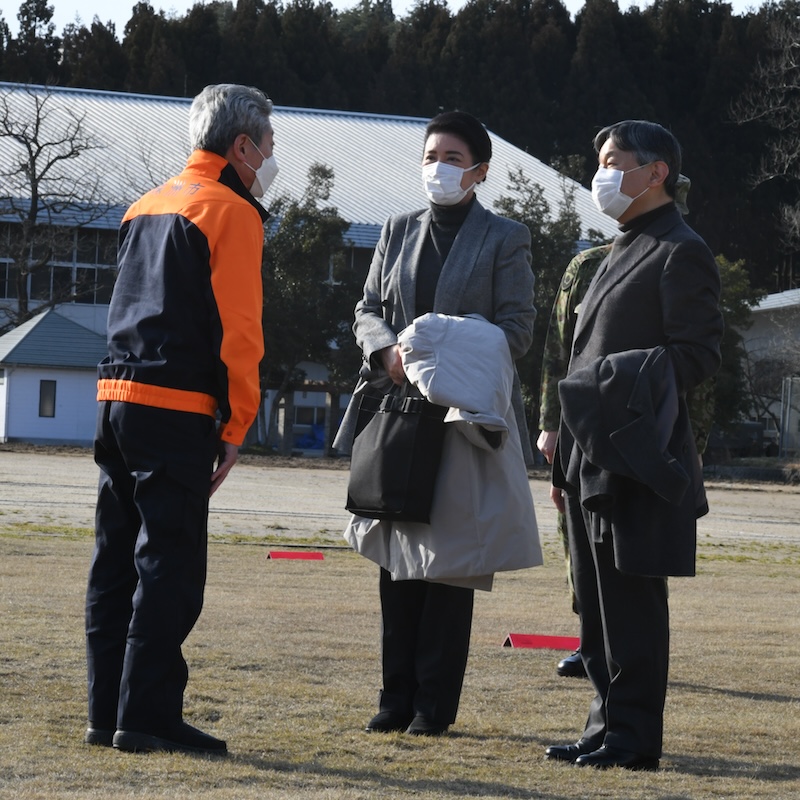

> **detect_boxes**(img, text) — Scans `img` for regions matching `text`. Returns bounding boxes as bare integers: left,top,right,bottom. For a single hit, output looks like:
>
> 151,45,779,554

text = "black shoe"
84,726,114,747
556,649,587,678
544,739,597,762
112,722,227,755
365,711,412,733
405,715,449,736
575,745,659,771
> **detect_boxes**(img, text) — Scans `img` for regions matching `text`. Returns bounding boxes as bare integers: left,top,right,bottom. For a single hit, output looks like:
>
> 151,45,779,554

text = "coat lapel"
575,208,681,339
575,237,657,338
433,200,490,315
395,209,430,325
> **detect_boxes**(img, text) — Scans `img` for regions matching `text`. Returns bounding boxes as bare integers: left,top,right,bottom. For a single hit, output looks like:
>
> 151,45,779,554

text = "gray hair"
189,84,273,155
593,120,682,198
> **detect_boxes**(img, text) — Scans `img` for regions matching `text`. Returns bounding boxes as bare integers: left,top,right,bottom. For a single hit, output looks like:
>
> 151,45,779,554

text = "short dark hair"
593,120,682,198
424,111,492,164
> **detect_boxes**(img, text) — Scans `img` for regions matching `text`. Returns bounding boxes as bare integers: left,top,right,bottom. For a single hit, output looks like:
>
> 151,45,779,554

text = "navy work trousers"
86,401,217,733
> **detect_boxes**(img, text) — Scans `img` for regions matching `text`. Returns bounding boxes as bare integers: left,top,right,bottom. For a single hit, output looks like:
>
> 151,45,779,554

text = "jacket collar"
184,150,270,223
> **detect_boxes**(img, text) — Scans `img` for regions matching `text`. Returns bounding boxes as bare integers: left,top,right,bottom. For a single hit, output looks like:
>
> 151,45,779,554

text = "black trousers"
565,492,669,758
377,568,474,725
85,401,217,732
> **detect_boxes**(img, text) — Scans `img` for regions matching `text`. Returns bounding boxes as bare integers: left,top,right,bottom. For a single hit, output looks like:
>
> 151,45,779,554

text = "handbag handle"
378,393,428,414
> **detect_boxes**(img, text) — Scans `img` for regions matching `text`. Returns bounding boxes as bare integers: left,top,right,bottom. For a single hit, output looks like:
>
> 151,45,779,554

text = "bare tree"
0,83,114,332
732,4,800,255
741,351,789,431
494,166,583,413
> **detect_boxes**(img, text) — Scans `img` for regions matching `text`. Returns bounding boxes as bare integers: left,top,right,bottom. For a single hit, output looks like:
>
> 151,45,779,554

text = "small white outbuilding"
0,309,107,445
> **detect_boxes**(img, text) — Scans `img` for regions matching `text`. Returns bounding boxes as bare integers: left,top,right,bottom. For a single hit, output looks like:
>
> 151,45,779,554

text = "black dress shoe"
84,726,114,747
556,649,587,678
365,711,412,733
575,745,659,771
112,722,227,755
544,739,597,762
405,715,449,736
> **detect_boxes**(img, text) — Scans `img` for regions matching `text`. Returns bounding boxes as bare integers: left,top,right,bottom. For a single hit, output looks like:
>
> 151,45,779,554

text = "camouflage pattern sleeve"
686,377,716,455
538,245,612,431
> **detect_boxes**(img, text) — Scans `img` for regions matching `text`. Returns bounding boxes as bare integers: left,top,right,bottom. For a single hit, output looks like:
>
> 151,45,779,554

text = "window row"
0,224,117,267
0,262,115,305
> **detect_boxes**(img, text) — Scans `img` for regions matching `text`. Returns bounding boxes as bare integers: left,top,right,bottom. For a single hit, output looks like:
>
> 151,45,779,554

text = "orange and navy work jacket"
97,150,268,446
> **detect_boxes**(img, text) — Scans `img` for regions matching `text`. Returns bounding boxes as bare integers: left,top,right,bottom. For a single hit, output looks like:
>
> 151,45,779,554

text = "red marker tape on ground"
267,551,325,560
502,633,580,650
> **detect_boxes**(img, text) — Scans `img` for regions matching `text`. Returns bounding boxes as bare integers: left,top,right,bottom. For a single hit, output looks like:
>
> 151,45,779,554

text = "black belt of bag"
345,383,448,523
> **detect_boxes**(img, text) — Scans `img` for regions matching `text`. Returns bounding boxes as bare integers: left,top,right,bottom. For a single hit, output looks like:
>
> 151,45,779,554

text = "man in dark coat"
545,120,723,771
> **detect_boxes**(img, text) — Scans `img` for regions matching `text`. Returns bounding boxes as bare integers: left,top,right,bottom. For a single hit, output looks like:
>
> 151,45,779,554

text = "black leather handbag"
346,384,448,523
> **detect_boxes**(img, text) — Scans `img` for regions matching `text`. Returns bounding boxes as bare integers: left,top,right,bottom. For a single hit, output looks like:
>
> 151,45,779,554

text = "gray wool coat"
333,198,537,463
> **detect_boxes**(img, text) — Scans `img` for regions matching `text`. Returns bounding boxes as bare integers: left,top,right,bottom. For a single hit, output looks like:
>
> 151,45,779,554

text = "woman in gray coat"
335,111,536,736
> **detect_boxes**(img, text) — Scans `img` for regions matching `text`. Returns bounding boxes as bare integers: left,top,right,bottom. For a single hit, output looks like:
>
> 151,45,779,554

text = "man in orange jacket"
85,84,276,756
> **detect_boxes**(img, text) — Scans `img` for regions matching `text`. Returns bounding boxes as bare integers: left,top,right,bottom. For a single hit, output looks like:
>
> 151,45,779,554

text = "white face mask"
591,163,651,220
422,161,480,206
246,138,279,198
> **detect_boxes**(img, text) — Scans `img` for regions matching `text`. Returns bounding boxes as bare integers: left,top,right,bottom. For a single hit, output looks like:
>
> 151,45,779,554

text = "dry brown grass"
0,446,800,800
0,449,798,799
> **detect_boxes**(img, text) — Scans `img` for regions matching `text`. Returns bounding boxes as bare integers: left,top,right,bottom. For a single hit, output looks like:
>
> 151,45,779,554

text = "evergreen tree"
261,163,359,447
442,0,540,146
377,0,454,117
714,254,766,433
3,0,61,83
335,0,395,111
122,2,185,95
562,0,654,174
217,0,294,101
61,19,127,90
688,8,771,286
0,15,9,78
524,0,576,159
494,166,582,415
176,3,225,97
280,0,345,108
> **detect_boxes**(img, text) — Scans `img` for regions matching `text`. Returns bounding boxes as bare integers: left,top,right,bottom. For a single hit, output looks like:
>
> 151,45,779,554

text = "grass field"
0,456,799,799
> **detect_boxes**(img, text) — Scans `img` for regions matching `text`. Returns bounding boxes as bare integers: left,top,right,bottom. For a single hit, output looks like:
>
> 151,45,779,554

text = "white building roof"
0,81,618,248
751,288,800,313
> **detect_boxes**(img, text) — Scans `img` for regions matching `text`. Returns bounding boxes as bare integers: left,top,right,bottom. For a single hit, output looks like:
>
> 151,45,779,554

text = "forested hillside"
1,0,798,290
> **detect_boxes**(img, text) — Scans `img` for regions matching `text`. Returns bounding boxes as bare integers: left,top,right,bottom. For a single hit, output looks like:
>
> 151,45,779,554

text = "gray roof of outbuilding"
0,309,107,368
0,82,618,246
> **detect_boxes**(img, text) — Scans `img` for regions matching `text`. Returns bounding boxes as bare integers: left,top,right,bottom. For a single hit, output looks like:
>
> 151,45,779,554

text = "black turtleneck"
604,201,677,273
618,201,675,237
415,196,476,316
